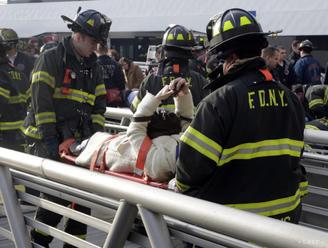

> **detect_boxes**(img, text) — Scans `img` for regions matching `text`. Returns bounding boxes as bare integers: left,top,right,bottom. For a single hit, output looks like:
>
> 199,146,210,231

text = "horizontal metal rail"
104,107,133,121
304,129,328,145
1,148,328,248
104,122,128,131
12,170,259,248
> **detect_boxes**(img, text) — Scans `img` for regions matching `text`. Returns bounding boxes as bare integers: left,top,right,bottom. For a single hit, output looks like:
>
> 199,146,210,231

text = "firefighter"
5,28,36,80
0,29,29,152
130,24,209,113
176,8,307,223
25,8,110,247
305,84,328,119
293,40,321,86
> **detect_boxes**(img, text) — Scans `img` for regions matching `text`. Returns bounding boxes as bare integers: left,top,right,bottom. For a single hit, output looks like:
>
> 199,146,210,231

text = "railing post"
103,199,138,248
0,166,32,248
138,204,173,248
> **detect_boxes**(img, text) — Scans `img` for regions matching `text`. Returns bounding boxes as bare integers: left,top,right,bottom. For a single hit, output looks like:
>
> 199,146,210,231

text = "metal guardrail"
104,107,132,133
104,107,133,121
1,148,328,248
300,129,328,231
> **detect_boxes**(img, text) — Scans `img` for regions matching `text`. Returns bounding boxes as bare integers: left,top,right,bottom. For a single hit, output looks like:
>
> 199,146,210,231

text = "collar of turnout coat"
62,36,98,68
204,56,267,91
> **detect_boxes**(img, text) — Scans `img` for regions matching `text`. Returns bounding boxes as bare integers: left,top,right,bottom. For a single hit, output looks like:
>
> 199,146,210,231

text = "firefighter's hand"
155,85,174,101
58,138,76,155
169,77,189,97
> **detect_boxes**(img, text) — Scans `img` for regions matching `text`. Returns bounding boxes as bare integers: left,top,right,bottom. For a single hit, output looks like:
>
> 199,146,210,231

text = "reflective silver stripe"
35,112,56,126
9,94,27,104
250,194,299,214
91,114,105,126
220,143,302,161
182,130,221,163
95,84,106,96
0,120,24,131
0,86,10,99
22,125,42,139
226,190,301,216
53,88,95,106
32,71,55,88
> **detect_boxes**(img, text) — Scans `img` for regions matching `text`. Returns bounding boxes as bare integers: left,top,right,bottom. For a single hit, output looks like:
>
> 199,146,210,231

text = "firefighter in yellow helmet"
0,28,29,152
176,8,307,223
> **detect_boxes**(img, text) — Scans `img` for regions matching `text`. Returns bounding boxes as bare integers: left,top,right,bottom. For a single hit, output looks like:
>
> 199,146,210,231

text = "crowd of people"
1,5,327,247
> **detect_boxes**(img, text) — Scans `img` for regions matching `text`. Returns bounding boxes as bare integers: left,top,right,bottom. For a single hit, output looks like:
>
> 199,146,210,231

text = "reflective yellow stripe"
167,33,174,41
176,33,184,40
305,124,320,130
87,19,94,27
181,126,222,164
53,88,95,106
0,86,10,99
35,112,56,126
95,84,106,96
226,189,301,217
0,120,24,131
176,179,190,192
299,181,308,196
131,96,141,110
21,125,42,139
9,93,28,104
223,20,234,31
219,138,304,166
159,104,175,110
240,16,252,26
91,114,105,127
32,71,55,88
309,98,324,108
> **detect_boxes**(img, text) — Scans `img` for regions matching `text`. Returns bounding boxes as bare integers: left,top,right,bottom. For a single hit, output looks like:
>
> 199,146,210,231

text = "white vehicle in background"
146,45,157,66
134,45,160,75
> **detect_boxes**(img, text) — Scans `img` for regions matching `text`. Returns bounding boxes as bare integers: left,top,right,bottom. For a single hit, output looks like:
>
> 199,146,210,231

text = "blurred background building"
0,0,328,64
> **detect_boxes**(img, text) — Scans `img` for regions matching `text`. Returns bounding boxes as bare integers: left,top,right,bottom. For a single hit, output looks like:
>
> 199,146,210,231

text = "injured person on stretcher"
71,78,193,182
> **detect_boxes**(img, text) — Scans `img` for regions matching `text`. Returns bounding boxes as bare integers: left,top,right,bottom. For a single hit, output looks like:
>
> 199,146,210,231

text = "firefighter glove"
59,137,76,155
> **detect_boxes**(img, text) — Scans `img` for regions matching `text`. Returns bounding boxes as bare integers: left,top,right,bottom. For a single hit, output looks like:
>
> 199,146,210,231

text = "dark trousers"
28,141,90,247
31,194,90,248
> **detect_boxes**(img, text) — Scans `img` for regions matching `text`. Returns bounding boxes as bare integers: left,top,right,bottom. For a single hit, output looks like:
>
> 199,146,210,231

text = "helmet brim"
163,47,193,59
208,31,274,54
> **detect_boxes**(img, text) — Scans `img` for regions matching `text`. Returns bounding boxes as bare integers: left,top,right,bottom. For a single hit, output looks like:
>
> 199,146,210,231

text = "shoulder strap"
90,134,119,171
134,136,152,178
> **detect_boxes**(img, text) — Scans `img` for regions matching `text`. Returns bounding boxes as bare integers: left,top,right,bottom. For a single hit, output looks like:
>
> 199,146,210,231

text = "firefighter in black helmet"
0,28,29,152
176,8,307,223
4,28,36,80
189,35,207,77
27,7,110,248
131,24,208,114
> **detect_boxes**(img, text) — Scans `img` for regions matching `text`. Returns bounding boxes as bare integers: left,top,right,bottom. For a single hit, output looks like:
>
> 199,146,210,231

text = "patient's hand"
169,77,189,97
155,85,174,101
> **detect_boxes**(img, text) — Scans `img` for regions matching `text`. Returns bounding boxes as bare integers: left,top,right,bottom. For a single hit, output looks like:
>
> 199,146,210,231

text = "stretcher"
60,152,169,190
